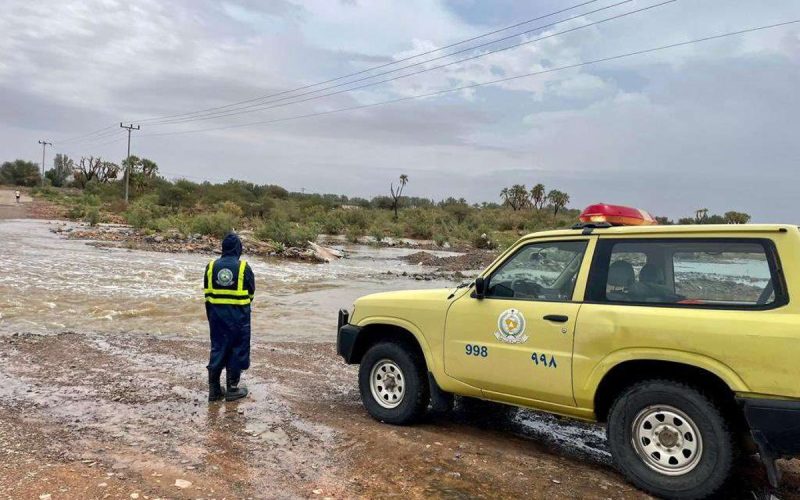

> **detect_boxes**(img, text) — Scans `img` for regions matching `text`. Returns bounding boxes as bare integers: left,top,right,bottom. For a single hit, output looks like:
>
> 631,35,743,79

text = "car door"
444,238,593,407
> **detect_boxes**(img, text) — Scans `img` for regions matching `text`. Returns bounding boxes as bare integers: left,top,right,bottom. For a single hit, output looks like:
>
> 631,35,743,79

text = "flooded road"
0,219,457,339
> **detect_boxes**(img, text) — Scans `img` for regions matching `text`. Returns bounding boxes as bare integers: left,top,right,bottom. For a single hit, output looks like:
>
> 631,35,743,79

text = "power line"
132,0,601,125
54,124,118,145
138,19,800,139
145,0,667,128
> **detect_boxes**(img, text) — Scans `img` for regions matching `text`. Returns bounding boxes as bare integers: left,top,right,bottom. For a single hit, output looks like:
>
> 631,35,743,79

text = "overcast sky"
1,0,799,221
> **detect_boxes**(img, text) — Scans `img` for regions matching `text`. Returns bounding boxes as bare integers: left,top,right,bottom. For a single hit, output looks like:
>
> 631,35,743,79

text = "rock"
308,242,343,263
39,495,52,500
174,479,192,489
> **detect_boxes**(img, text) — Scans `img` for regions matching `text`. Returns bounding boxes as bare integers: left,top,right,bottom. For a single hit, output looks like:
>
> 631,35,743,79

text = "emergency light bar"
579,203,657,226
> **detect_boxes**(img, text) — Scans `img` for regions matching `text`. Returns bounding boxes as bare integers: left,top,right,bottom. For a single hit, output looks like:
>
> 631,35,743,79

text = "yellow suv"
337,217,800,499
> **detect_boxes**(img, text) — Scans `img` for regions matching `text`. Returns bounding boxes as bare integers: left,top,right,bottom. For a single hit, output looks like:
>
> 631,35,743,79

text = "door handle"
543,314,569,323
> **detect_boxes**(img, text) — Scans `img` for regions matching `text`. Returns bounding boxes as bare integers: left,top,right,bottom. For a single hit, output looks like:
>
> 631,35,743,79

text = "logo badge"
495,308,528,344
217,268,234,287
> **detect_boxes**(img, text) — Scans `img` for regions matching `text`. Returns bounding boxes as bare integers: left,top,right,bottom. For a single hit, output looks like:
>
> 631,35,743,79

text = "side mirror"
474,277,486,299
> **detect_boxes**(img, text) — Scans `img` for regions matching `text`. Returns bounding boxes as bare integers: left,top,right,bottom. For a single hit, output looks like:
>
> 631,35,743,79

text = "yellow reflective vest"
204,259,254,306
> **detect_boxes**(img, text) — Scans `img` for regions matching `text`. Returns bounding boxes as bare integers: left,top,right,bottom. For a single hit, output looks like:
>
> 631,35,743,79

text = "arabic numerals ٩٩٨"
531,352,557,368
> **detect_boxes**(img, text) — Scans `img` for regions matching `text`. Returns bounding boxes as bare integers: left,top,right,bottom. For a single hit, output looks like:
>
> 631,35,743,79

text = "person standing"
15,190,20,203
204,233,255,402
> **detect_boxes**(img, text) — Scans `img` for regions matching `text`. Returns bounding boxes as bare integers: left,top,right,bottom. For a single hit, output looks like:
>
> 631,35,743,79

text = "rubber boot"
225,373,248,401
208,369,225,402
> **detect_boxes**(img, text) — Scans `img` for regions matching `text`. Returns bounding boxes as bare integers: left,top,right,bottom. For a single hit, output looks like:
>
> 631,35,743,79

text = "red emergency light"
579,203,657,226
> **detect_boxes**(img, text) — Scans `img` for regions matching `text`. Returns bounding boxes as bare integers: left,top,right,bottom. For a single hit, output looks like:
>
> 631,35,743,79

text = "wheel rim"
631,405,703,476
369,359,405,409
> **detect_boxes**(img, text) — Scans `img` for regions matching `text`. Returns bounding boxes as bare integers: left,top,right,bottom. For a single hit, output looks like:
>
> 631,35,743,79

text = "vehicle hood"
350,288,456,325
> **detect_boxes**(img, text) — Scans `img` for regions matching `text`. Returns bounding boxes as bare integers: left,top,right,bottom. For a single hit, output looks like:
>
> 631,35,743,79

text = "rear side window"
586,238,786,308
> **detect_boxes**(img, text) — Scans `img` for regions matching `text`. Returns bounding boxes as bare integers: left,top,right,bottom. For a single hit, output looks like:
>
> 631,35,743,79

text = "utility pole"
120,123,140,203
37,140,52,187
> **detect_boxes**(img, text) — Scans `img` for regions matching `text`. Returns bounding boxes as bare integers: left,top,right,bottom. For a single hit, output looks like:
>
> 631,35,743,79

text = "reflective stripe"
206,296,252,305
204,259,252,304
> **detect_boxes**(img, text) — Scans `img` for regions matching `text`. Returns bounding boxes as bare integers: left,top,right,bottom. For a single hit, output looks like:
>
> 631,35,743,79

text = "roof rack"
571,221,612,234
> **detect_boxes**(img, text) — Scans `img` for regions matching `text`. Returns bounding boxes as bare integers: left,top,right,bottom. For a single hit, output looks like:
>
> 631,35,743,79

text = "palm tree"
500,187,510,207
390,174,409,220
530,183,546,210
547,190,570,218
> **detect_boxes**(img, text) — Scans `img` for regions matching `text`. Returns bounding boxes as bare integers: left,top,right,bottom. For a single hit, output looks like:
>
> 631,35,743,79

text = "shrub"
67,205,85,219
255,218,318,247
369,226,384,243
85,207,100,227
472,228,497,250
125,195,165,229
433,233,449,247
404,208,434,239
190,211,239,238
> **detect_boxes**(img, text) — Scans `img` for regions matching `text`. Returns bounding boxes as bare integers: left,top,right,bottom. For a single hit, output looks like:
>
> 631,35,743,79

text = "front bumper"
739,397,800,486
337,308,361,364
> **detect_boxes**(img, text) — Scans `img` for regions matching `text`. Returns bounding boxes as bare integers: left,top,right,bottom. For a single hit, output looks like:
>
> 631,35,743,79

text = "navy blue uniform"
204,234,255,382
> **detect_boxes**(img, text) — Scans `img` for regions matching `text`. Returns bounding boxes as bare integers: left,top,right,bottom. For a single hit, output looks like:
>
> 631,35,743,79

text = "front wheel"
358,342,429,424
607,380,734,499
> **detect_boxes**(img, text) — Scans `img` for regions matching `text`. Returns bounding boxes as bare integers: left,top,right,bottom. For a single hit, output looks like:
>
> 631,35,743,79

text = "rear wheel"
358,342,429,424
607,380,734,499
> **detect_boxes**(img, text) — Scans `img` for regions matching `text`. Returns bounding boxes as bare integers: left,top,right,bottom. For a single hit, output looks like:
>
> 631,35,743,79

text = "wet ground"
2,331,797,499
1,211,799,499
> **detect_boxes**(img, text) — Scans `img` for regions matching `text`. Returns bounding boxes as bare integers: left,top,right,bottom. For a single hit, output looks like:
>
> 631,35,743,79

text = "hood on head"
221,233,242,257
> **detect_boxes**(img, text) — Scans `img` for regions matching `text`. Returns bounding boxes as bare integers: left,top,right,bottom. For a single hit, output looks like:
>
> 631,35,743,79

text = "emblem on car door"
495,308,528,344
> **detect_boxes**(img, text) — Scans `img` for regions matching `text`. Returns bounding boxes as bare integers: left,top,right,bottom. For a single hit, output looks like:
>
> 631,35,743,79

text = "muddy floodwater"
0,219,457,339
1,218,798,499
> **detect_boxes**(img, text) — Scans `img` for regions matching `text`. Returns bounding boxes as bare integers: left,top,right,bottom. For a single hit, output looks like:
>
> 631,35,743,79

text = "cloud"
0,0,799,222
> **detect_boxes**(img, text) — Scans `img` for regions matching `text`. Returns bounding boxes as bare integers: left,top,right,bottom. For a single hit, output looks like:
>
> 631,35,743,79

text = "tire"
358,341,429,425
607,380,734,500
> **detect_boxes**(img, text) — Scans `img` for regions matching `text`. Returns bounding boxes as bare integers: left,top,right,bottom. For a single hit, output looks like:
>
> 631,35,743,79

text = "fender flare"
581,347,750,406
355,316,438,372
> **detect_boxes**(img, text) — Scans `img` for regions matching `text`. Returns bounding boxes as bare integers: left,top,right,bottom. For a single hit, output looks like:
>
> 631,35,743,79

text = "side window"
673,248,773,304
588,239,783,308
486,240,588,301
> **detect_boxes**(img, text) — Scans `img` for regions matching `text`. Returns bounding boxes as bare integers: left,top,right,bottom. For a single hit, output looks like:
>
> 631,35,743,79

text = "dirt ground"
1,331,798,500
0,188,32,219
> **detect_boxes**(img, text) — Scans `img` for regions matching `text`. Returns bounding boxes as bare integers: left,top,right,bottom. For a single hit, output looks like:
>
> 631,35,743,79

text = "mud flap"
428,372,454,412
751,430,781,488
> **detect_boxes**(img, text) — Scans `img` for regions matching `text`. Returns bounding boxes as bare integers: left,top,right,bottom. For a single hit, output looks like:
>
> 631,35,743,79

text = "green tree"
547,189,570,217
0,159,41,186
500,184,529,211
45,154,74,187
724,211,751,224
530,183,546,210
389,174,409,220
122,156,159,195
654,216,674,225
